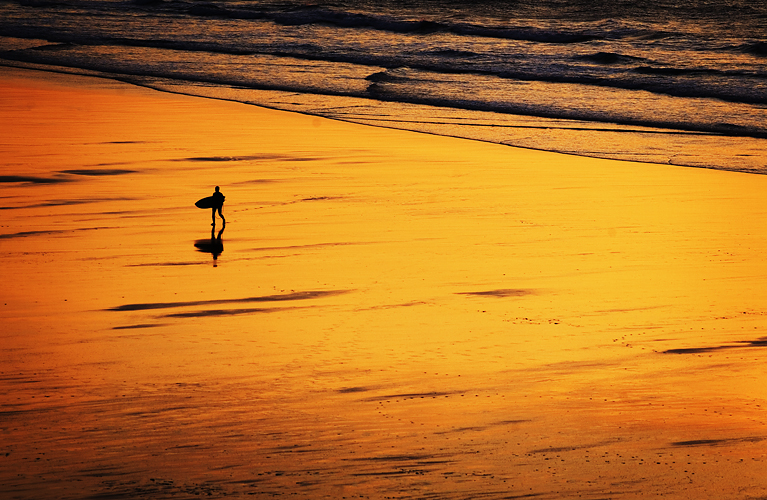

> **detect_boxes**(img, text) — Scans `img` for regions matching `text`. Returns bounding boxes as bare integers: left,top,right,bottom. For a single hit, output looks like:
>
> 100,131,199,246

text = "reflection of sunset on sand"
1,67,766,499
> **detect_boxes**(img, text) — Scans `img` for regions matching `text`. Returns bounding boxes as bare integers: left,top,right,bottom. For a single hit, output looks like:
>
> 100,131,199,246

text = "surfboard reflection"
194,226,224,266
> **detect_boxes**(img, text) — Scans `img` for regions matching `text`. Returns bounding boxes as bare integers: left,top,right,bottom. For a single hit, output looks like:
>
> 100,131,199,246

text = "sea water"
1,0,765,172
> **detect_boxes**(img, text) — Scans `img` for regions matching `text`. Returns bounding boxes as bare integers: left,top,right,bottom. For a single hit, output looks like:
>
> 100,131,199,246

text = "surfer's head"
215,186,220,192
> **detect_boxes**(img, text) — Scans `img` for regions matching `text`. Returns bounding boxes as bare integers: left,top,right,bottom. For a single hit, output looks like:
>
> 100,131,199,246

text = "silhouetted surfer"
194,186,226,226
211,186,225,226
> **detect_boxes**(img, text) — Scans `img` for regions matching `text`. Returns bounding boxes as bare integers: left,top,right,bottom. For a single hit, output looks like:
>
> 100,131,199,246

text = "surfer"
211,186,225,226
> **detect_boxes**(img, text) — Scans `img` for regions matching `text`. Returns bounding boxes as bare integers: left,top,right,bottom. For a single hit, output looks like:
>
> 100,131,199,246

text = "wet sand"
1,66,767,499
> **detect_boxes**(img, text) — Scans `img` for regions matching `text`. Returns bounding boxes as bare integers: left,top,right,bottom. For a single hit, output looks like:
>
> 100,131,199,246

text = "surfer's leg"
211,208,216,225
218,207,225,224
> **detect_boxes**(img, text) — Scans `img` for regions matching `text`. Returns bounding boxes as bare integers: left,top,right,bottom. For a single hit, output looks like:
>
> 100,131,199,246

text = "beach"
1,66,767,499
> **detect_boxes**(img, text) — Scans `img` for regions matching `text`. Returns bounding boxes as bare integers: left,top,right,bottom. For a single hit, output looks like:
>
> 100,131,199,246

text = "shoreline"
2,60,764,175
2,66,767,499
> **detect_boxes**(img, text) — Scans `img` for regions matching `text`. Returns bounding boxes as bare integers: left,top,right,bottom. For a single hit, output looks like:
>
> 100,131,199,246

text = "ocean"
1,0,765,173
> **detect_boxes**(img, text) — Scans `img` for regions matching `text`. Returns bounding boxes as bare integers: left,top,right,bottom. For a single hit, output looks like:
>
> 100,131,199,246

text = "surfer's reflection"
194,226,224,266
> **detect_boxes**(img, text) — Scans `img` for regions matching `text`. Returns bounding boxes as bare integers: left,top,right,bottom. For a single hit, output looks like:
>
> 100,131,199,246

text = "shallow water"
0,0,765,172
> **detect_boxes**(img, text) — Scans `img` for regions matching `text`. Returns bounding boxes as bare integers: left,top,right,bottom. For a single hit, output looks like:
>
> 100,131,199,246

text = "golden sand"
1,66,766,499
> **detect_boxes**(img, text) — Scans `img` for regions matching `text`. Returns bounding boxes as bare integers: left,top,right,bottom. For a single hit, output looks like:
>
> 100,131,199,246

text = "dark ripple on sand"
672,437,766,447
59,169,137,176
0,175,70,184
1,197,137,211
664,337,767,354
106,290,351,311
160,306,292,318
457,289,535,298
0,226,112,238
112,323,167,330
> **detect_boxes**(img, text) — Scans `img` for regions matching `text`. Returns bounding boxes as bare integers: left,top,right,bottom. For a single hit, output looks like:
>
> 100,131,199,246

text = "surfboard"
195,196,215,209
